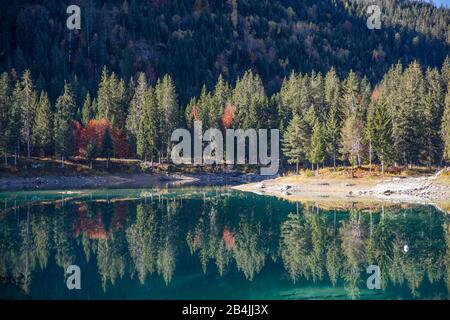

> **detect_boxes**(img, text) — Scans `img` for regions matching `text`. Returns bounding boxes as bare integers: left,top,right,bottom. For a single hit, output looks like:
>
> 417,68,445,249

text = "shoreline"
0,172,268,191
233,173,450,212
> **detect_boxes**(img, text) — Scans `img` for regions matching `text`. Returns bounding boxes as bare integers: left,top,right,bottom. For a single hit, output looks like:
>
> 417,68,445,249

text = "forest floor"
233,166,450,213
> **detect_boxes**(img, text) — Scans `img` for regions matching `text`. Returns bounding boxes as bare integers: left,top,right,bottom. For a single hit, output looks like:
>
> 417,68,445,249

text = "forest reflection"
0,189,449,299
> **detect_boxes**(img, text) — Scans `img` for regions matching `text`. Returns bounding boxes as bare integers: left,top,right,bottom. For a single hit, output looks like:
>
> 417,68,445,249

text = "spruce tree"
155,74,179,161
137,87,158,162
282,114,309,174
340,115,364,177
81,92,93,126
126,72,147,141
18,70,37,158
0,73,10,165
32,91,53,156
324,103,341,171
54,83,75,165
395,61,425,166
309,122,326,174
211,75,230,129
372,99,395,174
442,81,450,165
423,68,444,166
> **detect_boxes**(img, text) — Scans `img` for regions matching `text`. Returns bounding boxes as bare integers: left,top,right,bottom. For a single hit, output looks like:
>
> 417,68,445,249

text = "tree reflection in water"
0,189,448,299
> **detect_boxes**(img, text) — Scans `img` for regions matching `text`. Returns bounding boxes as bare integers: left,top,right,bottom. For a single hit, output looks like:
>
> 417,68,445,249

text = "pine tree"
324,103,341,171
341,71,360,118
54,83,75,165
8,81,22,164
210,75,230,129
282,114,309,174
155,74,179,161
442,81,450,164
309,122,326,174
340,115,364,177
0,73,10,165
137,87,158,162
18,70,37,158
32,91,53,155
126,73,147,140
81,92,93,126
395,61,426,166
423,68,444,166
372,99,395,174
232,70,269,129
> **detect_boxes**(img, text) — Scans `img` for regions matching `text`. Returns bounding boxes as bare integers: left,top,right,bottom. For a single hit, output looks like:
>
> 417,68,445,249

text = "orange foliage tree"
74,119,128,158
222,103,235,129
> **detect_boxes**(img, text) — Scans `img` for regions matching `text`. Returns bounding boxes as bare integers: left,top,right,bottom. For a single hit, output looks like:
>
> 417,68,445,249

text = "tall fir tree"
32,91,53,155
54,83,76,163
0,73,10,164
372,99,395,174
282,114,309,174
155,74,179,160
81,92,93,126
442,81,450,164
309,122,326,174
18,70,37,158
126,72,147,140
423,68,444,166
395,61,426,166
137,87,158,162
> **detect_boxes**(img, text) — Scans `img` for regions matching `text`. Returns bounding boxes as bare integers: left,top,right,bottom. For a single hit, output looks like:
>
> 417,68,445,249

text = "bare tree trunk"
4,152,7,166
381,160,384,175
333,147,336,172
296,159,299,174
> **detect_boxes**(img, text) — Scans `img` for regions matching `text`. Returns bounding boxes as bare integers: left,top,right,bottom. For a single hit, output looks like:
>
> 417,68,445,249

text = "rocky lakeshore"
233,170,450,210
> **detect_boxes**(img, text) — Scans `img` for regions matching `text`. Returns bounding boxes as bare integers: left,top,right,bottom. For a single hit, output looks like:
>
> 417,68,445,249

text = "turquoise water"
0,187,448,300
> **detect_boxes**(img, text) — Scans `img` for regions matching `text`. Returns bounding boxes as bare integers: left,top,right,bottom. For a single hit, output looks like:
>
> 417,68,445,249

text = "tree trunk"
381,160,384,175
4,153,7,166
27,137,30,159
296,159,299,175
333,148,336,172
351,164,355,178
61,156,64,168
106,158,109,169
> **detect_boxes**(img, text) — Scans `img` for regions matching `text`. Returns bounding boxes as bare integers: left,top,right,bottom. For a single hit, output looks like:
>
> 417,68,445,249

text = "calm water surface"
0,187,448,300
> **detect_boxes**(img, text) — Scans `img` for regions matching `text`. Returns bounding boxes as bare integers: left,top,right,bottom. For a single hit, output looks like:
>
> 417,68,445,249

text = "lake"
0,187,448,300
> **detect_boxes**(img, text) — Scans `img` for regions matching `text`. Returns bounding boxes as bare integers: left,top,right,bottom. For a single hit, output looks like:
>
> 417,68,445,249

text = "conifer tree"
372,99,395,174
126,72,147,140
282,114,309,174
232,70,269,129
0,73,10,165
8,81,22,163
211,75,231,129
325,104,341,171
155,74,179,161
309,122,326,174
32,91,53,155
442,82,450,165
340,115,364,177
395,61,425,166
137,87,158,162
54,83,75,164
81,92,93,126
18,70,37,158
423,68,444,166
